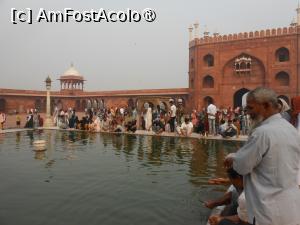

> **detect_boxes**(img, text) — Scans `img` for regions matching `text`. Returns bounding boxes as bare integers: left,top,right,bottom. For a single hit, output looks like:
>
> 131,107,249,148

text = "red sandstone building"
1,8,300,113
188,9,300,110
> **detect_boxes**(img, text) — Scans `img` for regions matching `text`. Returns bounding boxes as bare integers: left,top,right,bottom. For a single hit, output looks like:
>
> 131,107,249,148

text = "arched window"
276,47,289,62
190,78,194,88
203,75,214,88
275,72,290,86
190,58,194,69
203,54,214,67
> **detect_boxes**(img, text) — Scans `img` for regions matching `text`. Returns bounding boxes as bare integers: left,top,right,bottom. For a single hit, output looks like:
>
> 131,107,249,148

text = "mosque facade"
188,8,300,110
1,7,300,114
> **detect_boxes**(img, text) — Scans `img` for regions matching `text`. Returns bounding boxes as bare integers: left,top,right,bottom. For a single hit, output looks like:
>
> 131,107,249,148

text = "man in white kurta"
225,87,300,225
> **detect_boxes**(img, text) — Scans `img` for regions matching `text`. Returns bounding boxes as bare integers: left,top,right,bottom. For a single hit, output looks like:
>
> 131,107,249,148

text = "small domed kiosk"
58,63,85,92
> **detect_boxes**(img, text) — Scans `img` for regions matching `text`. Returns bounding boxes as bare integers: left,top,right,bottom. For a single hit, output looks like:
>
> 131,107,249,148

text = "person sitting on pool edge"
177,117,193,137
220,120,237,138
205,168,243,218
208,168,252,225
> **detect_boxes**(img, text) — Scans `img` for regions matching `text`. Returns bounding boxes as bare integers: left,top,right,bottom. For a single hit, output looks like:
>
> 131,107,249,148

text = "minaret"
297,2,300,25
194,21,200,39
188,25,194,41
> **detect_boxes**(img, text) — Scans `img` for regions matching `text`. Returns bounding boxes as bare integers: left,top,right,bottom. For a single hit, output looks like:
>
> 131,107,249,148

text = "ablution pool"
0,130,242,225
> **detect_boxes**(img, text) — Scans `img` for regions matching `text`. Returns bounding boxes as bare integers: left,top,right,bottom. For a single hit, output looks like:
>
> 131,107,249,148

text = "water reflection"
34,150,46,160
0,130,247,225
22,130,244,187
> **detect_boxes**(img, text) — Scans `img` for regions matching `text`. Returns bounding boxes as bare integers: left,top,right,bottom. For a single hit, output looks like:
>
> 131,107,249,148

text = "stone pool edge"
0,127,248,142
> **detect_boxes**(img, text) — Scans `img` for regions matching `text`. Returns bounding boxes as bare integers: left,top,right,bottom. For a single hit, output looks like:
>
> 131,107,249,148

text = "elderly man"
224,87,300,225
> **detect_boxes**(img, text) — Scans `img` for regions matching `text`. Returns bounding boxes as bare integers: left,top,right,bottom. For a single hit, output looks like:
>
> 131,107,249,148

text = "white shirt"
237,192,248,222
170,105,176,117
180,122,193,135
219,123,228,133
207,104,217,119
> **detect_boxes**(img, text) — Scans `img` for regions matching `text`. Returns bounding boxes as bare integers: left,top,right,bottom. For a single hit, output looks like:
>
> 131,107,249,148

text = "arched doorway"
75,100,81,111
82,100,87,110
128,98,135,109
57,100,63,111
234,88,250,108
35,99,42,111
203,96,214,107
0,99,6,112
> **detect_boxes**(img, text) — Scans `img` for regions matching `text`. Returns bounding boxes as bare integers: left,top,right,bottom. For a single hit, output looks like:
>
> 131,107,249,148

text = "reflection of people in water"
34,151,46,160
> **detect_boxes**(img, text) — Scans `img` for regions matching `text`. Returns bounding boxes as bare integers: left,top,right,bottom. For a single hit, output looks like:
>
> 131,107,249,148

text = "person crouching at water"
220,120,237,138
178,117,193,137
208,168,253,225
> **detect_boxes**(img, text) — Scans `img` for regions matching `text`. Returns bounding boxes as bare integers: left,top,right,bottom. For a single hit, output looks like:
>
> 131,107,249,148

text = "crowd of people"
48,98,254,138
1,94,300,141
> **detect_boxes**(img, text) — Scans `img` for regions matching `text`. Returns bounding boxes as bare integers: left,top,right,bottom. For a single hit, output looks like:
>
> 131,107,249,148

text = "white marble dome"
63,64,81,77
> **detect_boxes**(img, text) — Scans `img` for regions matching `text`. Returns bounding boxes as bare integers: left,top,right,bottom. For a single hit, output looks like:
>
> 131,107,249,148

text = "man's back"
234,114,300,225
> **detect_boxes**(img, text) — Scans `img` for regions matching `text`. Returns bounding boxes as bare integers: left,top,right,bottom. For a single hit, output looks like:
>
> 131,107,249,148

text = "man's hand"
208,215,223,225
224,156,233,169
204,200,216,209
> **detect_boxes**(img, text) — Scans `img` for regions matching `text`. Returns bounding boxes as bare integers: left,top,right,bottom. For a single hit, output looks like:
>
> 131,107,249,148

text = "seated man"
179,117,193,136
153,117,165,134
221,120,237,138
101,117,110,132
128,120,137,133
218,119,228,136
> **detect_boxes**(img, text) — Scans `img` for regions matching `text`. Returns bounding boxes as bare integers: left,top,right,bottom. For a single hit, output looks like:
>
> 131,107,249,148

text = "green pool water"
0,130,242,225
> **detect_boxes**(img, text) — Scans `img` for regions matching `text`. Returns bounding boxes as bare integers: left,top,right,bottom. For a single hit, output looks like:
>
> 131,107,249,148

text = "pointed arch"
233,88,250,108
275,47,289,62
275,71,289,86
203,54,214,67
203,96,214,107
203,75,214,88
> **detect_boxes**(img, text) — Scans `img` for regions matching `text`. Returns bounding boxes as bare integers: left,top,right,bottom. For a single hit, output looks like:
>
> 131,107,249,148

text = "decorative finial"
213,29,219,37
188,25,194,41
193,21,200,39
291,17,297,26
203,25,210,37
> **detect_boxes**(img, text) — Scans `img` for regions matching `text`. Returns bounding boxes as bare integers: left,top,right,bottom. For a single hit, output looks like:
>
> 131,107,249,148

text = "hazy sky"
0,0,297,91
